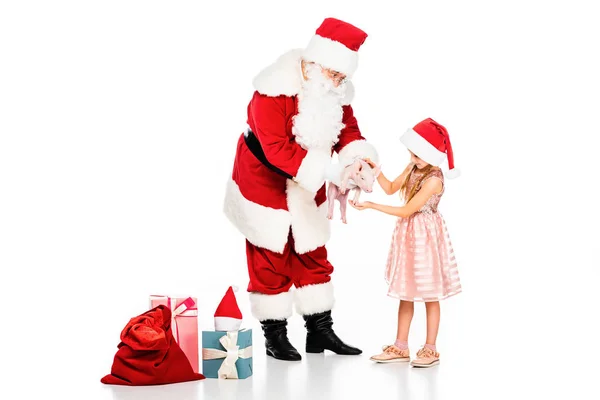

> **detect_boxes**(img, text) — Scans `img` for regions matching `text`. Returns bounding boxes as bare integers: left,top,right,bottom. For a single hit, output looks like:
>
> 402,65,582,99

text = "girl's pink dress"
385,168,461,302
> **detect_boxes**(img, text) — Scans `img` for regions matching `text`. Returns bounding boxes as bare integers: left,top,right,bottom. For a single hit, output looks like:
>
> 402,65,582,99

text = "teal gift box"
201,329,253,379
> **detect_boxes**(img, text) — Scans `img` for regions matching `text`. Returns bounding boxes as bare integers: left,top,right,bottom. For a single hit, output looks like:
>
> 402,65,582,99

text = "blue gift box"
201,329,253,379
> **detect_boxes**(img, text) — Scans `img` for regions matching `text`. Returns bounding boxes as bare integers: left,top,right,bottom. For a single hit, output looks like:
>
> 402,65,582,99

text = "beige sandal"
369,345,410,363
410,347,440,368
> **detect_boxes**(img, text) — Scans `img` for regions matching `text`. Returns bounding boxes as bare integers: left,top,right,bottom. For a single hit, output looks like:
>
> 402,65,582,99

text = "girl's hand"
362,158,377,169
349,200,373,210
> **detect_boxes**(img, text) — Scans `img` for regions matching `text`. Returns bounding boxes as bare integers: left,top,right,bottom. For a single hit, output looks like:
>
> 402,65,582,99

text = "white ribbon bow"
202,331,253,379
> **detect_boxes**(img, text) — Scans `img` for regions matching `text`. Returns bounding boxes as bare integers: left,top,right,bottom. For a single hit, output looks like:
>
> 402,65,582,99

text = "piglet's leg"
327,183,337,220
339,190,351,224
352,188,362,204
340,171,351,194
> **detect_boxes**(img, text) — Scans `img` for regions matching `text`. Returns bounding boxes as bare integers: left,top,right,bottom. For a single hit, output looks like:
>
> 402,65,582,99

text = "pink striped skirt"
385,212,461,302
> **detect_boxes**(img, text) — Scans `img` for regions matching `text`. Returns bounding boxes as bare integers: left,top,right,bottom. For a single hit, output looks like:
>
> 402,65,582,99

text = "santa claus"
223,18,379,361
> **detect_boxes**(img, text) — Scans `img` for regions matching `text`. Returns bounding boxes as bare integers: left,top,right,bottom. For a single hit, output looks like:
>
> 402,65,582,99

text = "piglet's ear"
353,159,362,172
373,165,381,177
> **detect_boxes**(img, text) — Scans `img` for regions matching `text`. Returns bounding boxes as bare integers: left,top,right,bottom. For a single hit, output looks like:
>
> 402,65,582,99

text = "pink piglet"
327,159,380,224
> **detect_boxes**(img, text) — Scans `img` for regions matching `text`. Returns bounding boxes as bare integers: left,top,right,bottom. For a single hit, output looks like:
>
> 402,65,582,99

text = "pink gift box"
149,295,199,374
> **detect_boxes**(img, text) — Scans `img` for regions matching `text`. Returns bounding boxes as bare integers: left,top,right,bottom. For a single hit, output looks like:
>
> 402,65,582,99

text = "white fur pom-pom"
446,168,461,179
231,285,239,292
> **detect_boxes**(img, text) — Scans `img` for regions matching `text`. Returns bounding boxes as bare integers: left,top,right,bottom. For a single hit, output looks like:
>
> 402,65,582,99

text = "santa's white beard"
292,63,347,150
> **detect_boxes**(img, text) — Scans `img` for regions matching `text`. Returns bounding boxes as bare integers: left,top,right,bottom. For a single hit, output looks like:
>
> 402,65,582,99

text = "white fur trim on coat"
249,291,294,321
223,178,291,254
252,49,304,97
252,49,355,105
286,180,330,254
337,139,379,166
303,35,359,78
294,281,335,315
399,128,446,166
223,177,330,255
294,149,331,193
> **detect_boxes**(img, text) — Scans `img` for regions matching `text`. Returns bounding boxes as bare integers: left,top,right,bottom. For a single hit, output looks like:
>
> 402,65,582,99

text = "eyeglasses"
302,60,348,84
323,68,347,84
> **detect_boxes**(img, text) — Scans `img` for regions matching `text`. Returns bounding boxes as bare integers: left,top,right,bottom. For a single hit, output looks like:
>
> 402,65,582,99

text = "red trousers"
246,233,334,295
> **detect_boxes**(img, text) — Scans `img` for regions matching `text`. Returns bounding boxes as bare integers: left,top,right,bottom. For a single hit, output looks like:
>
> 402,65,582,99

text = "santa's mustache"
303,63,347,97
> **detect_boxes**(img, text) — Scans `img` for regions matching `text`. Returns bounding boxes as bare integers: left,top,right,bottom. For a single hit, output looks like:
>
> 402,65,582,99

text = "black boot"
260,319,302,361
303,310,362,355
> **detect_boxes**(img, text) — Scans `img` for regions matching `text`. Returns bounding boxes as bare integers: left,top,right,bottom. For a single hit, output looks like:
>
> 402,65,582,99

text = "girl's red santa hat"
400,118,461,179
302,17,368,78
214,286,243,331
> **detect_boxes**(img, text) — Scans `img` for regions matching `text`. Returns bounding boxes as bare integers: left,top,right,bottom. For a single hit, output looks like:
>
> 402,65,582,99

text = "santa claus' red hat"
214,286,243,331
302,17,367,78
400,118,461,179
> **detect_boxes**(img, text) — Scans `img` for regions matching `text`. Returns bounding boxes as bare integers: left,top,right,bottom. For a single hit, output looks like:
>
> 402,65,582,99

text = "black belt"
244,129,293,180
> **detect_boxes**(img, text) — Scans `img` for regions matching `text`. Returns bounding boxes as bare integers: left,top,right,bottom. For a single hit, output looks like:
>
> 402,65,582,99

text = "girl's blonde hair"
400,164,435,203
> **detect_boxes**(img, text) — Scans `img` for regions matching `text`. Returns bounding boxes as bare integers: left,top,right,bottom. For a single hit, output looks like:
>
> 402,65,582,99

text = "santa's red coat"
224,49,378,255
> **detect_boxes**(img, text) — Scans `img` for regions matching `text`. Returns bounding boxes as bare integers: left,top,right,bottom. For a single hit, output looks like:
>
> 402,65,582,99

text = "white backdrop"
1,1,599,399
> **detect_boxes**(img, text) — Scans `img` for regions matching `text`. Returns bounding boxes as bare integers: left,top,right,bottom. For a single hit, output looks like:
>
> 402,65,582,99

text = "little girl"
350,118,461,368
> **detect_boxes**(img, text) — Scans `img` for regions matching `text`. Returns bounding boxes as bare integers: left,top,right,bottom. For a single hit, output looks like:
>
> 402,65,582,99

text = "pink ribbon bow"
149,295,198,342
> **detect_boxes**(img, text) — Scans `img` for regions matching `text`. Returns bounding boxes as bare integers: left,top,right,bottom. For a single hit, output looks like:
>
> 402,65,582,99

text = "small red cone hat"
214,286,243,331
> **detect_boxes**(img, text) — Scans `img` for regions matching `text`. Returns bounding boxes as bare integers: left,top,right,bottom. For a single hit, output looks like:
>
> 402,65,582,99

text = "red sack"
101,305,205,385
